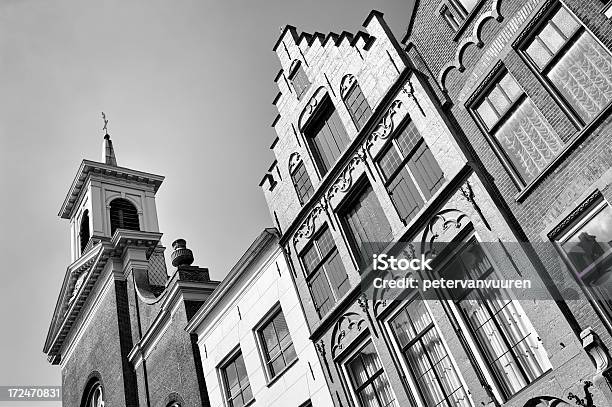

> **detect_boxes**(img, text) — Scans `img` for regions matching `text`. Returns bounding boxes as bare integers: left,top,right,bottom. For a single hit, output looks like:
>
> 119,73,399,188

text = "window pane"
343,186,392,268
488,86,511,115
526,39,553,70
395,122,421,156
345,83,372,130
476,99,499,130
302,244,320,275
539,23,566,55
379,147,403,180
494,99,563,183
260,312,295,378
499,73,523,102
548,32,612,122
562,204,612,272
552,6,580,39
316,228,335,257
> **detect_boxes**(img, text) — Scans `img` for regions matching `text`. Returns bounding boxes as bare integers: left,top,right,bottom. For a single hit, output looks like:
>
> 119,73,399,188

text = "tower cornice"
59,159,164,219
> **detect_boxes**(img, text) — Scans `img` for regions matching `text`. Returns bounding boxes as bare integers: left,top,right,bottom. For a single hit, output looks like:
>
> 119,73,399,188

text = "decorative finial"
171,239,195,267
101,112,109,139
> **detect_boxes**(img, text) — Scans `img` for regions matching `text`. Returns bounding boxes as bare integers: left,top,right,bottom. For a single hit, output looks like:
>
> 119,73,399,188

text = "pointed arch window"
79,210,90,253
341,74,372,131
109,198,140,235
289,154,314,205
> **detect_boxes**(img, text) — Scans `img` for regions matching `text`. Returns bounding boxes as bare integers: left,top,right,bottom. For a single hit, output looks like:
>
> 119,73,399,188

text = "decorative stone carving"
288,152,302,173
523,396,571,407
326,153,366,201
340,74,356,99
581,327,612,375
548,191,602,239
421,208,469,257
331,311,366,358
292,196,328,246
460,180,491,230
438,0,503,91
402,79,425,117
299,86,329,130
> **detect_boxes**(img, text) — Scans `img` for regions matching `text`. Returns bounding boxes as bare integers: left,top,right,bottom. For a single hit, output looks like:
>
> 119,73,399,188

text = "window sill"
501,368,552,405
452,0,489,42
265,357,299,388
514,101,612,203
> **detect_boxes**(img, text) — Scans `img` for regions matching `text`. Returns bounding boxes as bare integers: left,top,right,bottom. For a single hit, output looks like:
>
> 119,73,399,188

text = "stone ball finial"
171,238,194,267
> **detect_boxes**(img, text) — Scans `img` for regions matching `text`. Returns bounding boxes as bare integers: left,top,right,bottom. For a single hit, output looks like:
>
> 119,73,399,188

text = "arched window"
79,210,90,253
289,153,314,205
109,198,140,235
81,380,104,407
340,74,372,131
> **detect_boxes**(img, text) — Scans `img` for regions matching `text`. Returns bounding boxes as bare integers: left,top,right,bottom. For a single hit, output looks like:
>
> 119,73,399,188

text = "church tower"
44,125,218,407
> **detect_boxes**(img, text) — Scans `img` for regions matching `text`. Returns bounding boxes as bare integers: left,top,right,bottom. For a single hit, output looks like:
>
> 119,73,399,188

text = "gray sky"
0,0,412,403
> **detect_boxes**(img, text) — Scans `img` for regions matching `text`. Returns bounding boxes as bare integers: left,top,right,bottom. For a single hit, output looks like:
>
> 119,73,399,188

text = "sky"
0,0,412,404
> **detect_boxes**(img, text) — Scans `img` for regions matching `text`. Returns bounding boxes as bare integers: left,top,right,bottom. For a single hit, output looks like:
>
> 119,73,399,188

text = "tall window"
376,120,444,224
291,161,314,205
343,80,372,131
82,380,104,407
300,226,350,318
257,308,297,379
440,0,479,31
80,210,90,253
289,61,311,100
522,5,612,124
389,298,470,407
341,184,392,269
305,98,350,176
220,350,252,407
439,238,551,400
555,200,612,328
472,70,563,185
344,340,397,407
109,198,140,235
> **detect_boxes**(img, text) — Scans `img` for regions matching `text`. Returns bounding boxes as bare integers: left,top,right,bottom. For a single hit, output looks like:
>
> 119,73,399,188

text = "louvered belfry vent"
79,210,90,253
109,198,140,235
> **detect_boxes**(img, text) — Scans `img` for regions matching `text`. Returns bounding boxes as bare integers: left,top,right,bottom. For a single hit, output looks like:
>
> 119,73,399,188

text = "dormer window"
109,198,140,235
289,60,311,100
79,210,90,253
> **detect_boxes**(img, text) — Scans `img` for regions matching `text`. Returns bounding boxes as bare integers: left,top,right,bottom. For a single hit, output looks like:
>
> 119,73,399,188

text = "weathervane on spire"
101,112,109,137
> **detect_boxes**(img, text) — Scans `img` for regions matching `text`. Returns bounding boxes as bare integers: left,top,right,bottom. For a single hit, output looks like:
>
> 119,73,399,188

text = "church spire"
101,112,117,166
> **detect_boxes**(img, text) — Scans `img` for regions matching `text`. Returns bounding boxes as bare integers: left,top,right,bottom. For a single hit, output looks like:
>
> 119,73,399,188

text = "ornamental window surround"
469,67,563,187
519,3,612,126
375,117,444,226
436,236,552,402
386,297,471,407
341,339,398,407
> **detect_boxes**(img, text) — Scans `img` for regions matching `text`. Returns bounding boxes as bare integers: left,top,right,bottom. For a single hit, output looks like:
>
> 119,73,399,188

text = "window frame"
289,60,311,101
516,2,612,127
552,196,612,332
299,225,349,318
433,232,552,403
340,338,398,407
384,295,472,407
342,81,372,131
290,160,314,206
303,96,350,177
373,117,444,224
253,304,298,383
218,347,254,407
468,65,555,189
337,178,393,270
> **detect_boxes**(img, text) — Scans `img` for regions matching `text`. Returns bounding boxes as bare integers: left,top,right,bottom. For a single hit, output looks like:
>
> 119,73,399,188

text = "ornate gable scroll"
331,311,367,359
